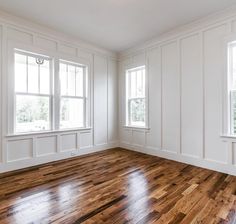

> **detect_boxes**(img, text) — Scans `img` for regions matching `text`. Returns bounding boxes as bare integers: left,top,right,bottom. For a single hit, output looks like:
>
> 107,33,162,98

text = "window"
12,49,89,134
14,50,51,133
228,42,236,135
59,60,87,129
126,66,146,127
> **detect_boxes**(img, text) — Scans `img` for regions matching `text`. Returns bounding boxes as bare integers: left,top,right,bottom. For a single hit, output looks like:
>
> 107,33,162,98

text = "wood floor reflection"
0,148,236,223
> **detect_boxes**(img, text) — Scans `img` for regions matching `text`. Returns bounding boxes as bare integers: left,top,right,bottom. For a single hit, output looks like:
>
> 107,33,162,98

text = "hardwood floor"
0,148,236,224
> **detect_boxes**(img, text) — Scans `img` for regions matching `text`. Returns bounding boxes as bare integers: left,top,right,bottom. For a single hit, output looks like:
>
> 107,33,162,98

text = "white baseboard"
120,143,236,176
0,142,119,173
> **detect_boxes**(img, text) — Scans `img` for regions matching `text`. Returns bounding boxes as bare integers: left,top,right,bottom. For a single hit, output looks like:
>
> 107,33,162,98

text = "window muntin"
126,66,146,127
59,60,87,129
14,50,52,133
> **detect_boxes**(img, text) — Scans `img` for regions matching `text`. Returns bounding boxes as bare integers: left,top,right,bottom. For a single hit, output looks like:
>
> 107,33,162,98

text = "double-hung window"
228,42,236,135
59,60,87,129
126,66,146,127
12,49,89,134
14,50,52,133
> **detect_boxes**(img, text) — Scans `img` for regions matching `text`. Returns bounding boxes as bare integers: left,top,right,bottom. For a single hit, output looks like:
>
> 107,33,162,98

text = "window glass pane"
16,95,50,132
40,60,50,94
28,56,39,93
68,65,76,96
60,63,67,96
76,67,84,97
60,98,84,129
129,98,145,127
232,47,236,90
15,53,27,92
130,71,137,98
137,70,145,97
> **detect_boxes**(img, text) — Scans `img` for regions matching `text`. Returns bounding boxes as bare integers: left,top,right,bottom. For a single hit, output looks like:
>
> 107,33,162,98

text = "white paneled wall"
119,11,236,176
161,42,180,154
94,55,108,146
203,25,228,163
0,13,119,173
180,34,203,158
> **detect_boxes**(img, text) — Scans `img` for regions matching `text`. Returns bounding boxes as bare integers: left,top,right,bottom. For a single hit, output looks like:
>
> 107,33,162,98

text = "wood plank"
0,148,235,223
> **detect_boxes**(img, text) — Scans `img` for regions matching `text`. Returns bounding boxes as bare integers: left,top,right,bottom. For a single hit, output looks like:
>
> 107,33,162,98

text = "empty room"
1,0,236,223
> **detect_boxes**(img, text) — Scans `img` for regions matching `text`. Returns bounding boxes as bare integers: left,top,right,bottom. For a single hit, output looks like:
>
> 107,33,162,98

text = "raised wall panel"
7,28,33,44
162,42,180,153
61,134,77,152
146,47,162,149
35,37,57,51
36,136,57,156
132,130,145,147
80,132,92,149
7,139,32,162
181,34,203,158
204,25,228,163
108,59,118,143
121,129,132,144
94,55,108,145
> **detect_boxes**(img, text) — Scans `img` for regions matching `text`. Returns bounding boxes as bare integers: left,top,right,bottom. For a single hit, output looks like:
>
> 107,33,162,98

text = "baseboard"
120,142,236,176
0,142,119,173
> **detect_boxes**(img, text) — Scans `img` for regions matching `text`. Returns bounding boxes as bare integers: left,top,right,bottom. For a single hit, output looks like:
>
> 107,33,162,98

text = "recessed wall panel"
7,139,33,162
181,34,203,158
204,25,228,163
146,47,162,149
94,55,108,145
37,136,57,156
162,42,180,153
61,134,77,151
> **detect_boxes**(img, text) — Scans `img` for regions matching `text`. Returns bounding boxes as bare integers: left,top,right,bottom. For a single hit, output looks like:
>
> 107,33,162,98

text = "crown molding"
119,4,236,60
0,9,118,60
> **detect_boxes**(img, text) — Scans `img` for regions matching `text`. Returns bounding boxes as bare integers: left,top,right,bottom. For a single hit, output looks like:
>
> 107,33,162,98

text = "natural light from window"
14,51,51,133
126,66,146,127
59,61,87,129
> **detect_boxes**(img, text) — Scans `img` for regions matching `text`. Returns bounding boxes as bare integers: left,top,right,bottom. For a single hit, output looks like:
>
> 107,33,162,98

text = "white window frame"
7,42,91,135
125,65,148,128
224,39,236,136
59,59,88,129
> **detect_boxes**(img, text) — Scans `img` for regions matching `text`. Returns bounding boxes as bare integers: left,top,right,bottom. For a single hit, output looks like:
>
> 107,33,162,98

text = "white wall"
0,12,119,173
119,9,236,176
2,8,236,177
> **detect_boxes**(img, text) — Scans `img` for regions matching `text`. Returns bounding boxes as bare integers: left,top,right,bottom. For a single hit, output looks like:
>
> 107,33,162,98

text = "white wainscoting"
0,11,119,173
119,9,236,176
1,129,118,173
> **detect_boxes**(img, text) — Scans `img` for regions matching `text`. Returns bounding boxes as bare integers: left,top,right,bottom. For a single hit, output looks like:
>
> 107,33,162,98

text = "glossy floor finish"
0,148,236,224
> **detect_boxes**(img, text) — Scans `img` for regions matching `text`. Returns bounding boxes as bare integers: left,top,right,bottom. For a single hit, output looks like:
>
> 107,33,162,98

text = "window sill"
123,125,150,131
6,127,92,138
220,134,236,139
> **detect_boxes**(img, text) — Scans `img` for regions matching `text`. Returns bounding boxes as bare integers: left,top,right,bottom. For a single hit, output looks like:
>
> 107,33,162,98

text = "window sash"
127,98,145,127
14,50,53,133
14,93,52,133
59,61,88,129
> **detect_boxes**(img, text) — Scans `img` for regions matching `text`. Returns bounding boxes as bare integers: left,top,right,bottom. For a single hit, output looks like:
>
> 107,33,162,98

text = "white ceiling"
0,0,235,52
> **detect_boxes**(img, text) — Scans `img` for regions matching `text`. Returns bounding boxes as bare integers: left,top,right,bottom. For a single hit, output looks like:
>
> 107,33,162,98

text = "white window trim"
7,42,91,136
13,49,54,133
222,35,236,138
124,64,149,129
